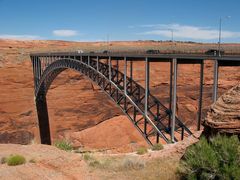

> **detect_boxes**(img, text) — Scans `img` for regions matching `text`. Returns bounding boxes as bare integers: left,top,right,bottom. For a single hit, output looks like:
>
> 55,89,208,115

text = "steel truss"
31,55,192,145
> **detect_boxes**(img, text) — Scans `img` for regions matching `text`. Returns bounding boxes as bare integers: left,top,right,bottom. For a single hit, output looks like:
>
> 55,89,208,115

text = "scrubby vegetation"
54,140,73,151
178,134,240,179
1,157,7,164
83,153,93,161
6,154,26,166
29,159,36,163
121,157,145,170
136,147,148,155
83,153,113,169
151,143,164,151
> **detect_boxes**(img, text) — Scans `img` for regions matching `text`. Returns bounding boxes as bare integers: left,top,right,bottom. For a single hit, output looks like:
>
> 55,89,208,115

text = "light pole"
168,29,174,53
218,16,231,57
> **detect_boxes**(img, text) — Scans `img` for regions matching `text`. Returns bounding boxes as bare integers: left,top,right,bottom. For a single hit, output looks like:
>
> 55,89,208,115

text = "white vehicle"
77,49,84,53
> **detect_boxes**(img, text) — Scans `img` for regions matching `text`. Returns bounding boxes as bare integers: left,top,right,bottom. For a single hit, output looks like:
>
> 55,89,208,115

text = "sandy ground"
0,130,201,180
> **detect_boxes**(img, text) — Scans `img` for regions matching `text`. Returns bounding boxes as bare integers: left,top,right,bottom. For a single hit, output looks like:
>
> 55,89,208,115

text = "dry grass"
83,153,180,180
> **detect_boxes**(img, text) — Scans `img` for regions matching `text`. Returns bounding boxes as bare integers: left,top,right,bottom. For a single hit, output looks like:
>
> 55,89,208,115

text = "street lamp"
218,16,231,57
168,29,174,53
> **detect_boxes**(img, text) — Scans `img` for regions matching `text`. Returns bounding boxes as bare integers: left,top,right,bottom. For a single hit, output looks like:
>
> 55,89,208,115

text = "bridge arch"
34,57,191,145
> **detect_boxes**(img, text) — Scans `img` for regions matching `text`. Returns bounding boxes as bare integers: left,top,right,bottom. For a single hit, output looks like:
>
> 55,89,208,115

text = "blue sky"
0,0,240,42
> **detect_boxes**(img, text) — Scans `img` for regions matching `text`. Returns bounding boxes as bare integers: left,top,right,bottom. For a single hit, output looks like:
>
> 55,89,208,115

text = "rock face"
203,84,240,136
1,40,240,150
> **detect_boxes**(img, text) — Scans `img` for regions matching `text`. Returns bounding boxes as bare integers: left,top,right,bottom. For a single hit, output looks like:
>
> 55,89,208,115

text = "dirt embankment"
0,39,239,152
0,131,201,180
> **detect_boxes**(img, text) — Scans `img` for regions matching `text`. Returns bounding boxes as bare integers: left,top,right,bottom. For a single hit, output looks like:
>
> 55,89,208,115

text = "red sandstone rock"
0,39,240,151
203,84,240,135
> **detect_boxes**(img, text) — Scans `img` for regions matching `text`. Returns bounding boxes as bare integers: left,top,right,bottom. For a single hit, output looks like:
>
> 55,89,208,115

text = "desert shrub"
89,160,101,168
179,134,240,179
7,154,26,166
86,156,113,169
83,153,94,161
151,143,164,151
122,157,145,170
54,140,73,151
136,147,148,155
1,157,7,164
29,159,36,163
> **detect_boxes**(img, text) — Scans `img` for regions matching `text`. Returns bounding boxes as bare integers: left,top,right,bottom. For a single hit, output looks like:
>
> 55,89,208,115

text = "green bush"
136,147,148,155
7,154,26,166
54,140,73,151
179,134,240,179
151,143,164,151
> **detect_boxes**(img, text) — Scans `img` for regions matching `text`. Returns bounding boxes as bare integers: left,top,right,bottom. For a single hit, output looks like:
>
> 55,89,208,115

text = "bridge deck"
31,52,240,61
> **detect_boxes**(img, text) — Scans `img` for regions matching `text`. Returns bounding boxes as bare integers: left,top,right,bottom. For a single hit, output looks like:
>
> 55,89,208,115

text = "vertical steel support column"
124,57,127,94
108,57,112,94
144,57,149,134
130,60,133,92
197,61,204,130
35,56,42,87
169,61,173,127
109,57,112,81
116,59,119,100
34,56,38,87
124,57,127,110
31,56,37,92
46,56,49,68
116,59,119,82
88,56,90,76
96,56,99,83
97,56,99,72
130,60,133,79
171,58,177,143
145,57,149,114
213,60,219,102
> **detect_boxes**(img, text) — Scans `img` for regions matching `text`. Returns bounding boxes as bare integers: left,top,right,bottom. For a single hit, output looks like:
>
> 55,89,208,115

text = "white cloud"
53,29,78,37
138,24,240,40
0,34,41,40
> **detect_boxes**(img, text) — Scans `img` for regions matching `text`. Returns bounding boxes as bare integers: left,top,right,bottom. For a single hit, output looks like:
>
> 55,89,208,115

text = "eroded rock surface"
203,84,240,135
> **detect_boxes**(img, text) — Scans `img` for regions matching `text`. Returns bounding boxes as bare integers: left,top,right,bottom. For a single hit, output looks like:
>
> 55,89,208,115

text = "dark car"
89,51,95,54
146,49,160,54
205,49,224,56
103,50,109,54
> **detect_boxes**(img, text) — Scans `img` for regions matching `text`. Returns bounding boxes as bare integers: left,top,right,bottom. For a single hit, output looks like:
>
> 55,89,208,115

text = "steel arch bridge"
30,52,240,145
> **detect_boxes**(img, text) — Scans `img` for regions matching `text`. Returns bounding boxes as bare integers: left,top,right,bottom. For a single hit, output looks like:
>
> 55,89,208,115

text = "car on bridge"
103,50,109,54
146,49,160,54
77,49,84,53
205,49,225,56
